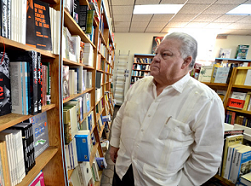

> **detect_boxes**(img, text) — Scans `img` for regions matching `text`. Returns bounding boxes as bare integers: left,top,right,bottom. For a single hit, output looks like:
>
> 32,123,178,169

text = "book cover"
29,112,49,158
228,92,247,110
198,65,213,82
75,130,90,162
28,171,45,186
72,0,79,24
214,67,230,84
240,172,251,186
244,69,251,86
219,48,232,58
95,157,107,170
235,45,249,59
0,52,11,116
26,0,52,51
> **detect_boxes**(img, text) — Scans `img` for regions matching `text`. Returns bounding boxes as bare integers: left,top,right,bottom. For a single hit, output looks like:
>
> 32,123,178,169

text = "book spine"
30,51,38,115
6,0,10,39
1,0,7,38
79,5,88,31
46,62,51,104
37,52,42,113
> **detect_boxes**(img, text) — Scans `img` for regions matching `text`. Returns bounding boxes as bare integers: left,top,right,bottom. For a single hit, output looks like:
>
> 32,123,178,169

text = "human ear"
181,56,192,69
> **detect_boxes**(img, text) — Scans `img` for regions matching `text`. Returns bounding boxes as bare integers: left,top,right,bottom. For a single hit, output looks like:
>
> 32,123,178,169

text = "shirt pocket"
159,117,193,150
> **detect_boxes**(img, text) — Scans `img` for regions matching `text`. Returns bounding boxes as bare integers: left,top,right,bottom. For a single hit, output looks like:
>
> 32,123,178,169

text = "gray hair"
163,32,197,70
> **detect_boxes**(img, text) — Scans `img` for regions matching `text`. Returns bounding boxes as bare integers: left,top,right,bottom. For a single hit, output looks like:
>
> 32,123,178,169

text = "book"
86,10,94,34
0,52,11,116
37,52,42,112
28,171,45,186
244,69,251,86
235,45,249,59
214,67,230,84
95,157,107,169
0,140,11,186
10,122,35,175
239,172,251,186
231,146,251,184
1,0,7,38
63,65,70,100
72,0,79,24
79,5,88,31
219,48,232,58
243,92,251,111
29,112,49,158
79,161,93,185
221,134,243,177
26,0,52,51
228,92,247,110
75,130,91,162
210,64,221,83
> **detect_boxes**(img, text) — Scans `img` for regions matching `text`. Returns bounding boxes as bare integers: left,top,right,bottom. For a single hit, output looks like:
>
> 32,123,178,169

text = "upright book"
0,52,11,116
75,130,90,162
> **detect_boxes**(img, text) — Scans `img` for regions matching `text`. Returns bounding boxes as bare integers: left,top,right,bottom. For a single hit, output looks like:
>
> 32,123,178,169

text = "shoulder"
188,77,221,102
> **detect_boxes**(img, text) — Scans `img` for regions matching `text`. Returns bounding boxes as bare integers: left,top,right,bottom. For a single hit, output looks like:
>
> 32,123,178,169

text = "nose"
152,54,160,63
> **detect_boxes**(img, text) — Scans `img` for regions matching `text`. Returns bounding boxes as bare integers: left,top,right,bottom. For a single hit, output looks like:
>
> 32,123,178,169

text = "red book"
228,98,245,109
29,171,45,186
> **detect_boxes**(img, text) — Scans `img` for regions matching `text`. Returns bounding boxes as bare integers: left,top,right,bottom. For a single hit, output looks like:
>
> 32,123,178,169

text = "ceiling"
107,0,251,35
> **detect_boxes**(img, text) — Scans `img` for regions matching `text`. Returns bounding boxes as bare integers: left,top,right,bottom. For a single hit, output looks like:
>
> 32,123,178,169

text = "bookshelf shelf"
0,37,56,59
68,169,74,179
16,147,58,186
227,107,251,114
63,58,95,69
215,58,251,62
63,88,94,103
214,175,235,186
82,106,95,123
64,10,95,48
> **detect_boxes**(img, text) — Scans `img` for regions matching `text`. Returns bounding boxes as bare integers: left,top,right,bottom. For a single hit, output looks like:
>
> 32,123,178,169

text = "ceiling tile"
226,29,251,35
178,4,210,14
205,22,232,29
160,0,187,3
145,27,163,33
114,21,131,27
227,23,251,29
185,22,208,28
130,27,146,32
135,0,160,4
187,0,216,4
192,14,221,22
132,14,153,22
113,14,132,22
214,0,247,4
151,14,174,22
238,16,251,23
112,6,134,15
166,21,188,27
171,14,198,21
202,4,239,14
131,21,150,27
114,27,130,33
214,15,246,22
111,0,134,5
147,21,168,27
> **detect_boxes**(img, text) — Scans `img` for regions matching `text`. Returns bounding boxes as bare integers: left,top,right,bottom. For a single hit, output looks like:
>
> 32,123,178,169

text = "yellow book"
210,64,221,83
235,69,247,85
243,92,251,111
0,140,11,186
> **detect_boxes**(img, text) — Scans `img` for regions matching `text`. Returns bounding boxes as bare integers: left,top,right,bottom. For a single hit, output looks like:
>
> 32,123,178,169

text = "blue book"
75,130,90,162
95,157,107,170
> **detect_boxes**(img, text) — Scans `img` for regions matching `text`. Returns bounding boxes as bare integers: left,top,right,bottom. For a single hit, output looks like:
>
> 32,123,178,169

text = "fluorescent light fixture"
227,4,251,15
133,4,184,14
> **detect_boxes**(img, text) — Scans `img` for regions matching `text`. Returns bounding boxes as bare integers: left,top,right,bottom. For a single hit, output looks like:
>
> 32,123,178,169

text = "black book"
79,5,88,31
10,122,35,174
9,50,39,115
26,0,52,51
0,52,11,116
37,52,42,113
72,0,80,24
95,71,102,88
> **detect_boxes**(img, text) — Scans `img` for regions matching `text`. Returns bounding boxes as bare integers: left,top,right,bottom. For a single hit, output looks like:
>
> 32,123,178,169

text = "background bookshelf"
130,54,154,86
0,0,115,185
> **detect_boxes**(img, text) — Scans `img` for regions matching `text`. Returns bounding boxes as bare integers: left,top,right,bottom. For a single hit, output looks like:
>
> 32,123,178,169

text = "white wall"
114,33,251,96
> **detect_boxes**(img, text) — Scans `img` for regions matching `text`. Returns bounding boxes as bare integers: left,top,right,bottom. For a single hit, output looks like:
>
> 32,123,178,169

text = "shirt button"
148,114,151,117
141,129,144,132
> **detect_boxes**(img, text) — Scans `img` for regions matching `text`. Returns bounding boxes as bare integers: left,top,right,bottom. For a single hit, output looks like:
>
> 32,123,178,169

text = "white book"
72,138,78,169
69,69,75,95
244,70,251,86
10,62,23,114
198,65,213,82
214,67,230,84
92,160,100,181
49,7,54,53
72,35,81,63
74,71,78,94
21,0,27,44
4,129,25,183
79,162,92,185
83,69,87,90
65,145,70,170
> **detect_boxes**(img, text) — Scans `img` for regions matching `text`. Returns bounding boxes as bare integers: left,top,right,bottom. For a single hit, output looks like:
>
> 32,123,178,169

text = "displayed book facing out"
228,92,247,110
244,70,251,86
239,172,251,186
28,171,45,186
75,130,91,162
235,45,249,60
198,65,213,82
214,66,230,84
29,112,49,158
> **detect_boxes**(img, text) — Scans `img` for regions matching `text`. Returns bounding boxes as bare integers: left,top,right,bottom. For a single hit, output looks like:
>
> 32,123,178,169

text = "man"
110,32,224,186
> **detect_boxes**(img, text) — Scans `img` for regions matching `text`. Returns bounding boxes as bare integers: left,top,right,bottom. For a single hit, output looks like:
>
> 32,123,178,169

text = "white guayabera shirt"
110,74,225,186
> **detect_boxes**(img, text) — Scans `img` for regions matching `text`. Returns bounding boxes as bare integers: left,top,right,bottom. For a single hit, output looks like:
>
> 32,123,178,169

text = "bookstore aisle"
100,106,120,186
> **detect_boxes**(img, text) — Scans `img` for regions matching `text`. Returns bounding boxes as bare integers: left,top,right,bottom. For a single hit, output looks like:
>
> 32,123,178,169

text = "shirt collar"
149,73,191,94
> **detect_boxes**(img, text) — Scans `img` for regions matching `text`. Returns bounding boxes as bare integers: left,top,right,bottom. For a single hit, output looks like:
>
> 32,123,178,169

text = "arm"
179,97,225,186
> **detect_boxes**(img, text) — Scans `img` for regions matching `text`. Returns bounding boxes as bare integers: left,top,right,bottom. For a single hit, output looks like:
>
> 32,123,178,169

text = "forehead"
157,38,182,52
